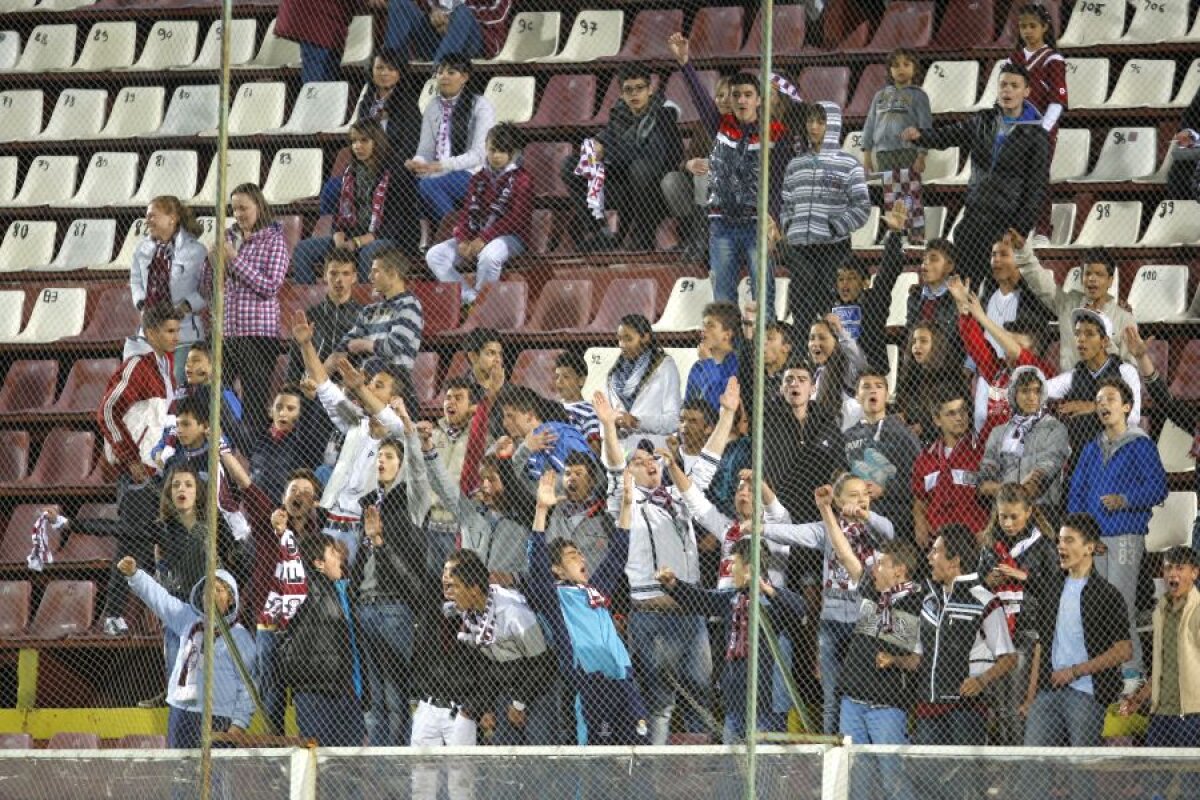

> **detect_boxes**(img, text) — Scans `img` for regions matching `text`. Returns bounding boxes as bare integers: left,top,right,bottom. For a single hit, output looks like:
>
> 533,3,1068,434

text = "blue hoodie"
1068,428,1168,538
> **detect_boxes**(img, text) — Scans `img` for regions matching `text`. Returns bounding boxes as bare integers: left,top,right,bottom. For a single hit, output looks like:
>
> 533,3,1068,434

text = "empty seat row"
0,358,118,416
0,578,93,640
0,428,101,489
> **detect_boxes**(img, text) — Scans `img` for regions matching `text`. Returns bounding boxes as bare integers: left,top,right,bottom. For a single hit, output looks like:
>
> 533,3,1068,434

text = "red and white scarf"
574,138,606,219
876,581,915,633
177,621,222,702
726,592,750,661
826,517,875,592
883,169,925,244
463,164,520,238
145,241,174,309
27,511,64,572
336,163,391,235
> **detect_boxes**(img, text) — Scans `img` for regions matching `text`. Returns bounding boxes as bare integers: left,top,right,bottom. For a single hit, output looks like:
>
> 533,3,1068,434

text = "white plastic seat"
1134,141,1179,185
56,151,138,207
1059,0,1126,46
484,76,535,123
1049,129,1091,182
0,287,86,343
0,31,19,70
326,83,368,135
242,18,301,69
128,21,198,70
93,218,145,271
886,343,899,397
1075,128,1157,183
886,272,919,327
261,148,322,204
97,86,165,139
969,60,1004,111
652,277,713,332
737,277,790,322
189,150,262,206
664,347,698,386
34,0,93,10
0,90,43,142
1068,200,1141,248
193,216,219,250
1063,59,1110,110
580,347,620,400
41,89,107,140
1087,60,1175,109
922,206,947,241
1138,201,1200,247
1183,6,1200,41
152,84,220,138
1122,0,1188,43
1158,422,1196,475
265,82,349,135
222,82,286,137
0,157,16,204
1146,492,1197,552
1049,203,1077,246
34,219,116,272
126,151,198,207
340,16,373,65
1170,59,1200,108
850,206,880,249
918,147,960,184
842,131,866,167
936,156,972,186
70,22,136,71
539,10,623,62
922,60,979,114
1127,265,1190,322
180,18,256,70
12,156,78,206
0,291,23,339
0,221,56,273
8,24,75,71
946,206,966,241
483,11,561,62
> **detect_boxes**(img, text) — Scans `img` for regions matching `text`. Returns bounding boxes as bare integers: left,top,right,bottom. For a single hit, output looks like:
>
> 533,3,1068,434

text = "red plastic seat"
277,214,303,255
410,280,462,337
820,0,871,49
528,209,557,255
410,351,440,409
846,64,890,117
689,6,744,59
21,429,96,487
48,359,120,416
1170,340,1200,401
47,731,101,749
56,533,117,564
76,502,118,522
0,581,31,637
0,361,58,415
931,0,994,49
851,2,934,51
609,9,684,61
526,74,597,129
26,581,95,640
277,283,327,337
0,431,30,485
117,734,167,748
0,733,31,749
527,279,594,332
796,66,850,109
993,0,1061,47
0,505,59,565
664,70,718,125
63,285,139,345
742,6,809,57
510,349,564,396
522,142,573,202
458,281,527,333
579,278,659,332
437,351,472,394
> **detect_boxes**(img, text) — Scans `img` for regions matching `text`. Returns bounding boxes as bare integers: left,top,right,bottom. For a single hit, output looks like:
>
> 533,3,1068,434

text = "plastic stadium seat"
190,150,261,206
56,531,116,564
193,216,218,250
539,10,622,63
935,156,972,187
222,82,286,137
922,206,947,241
510,349,563,396
580,277,657,332
409,281,461,337
58,152,138,207
0,582,29,636
846,64,888,117
0,432,29,484
689,6,743,59
0,361,57,414
945,206,966,242
930,0,993,49
0,157,15,204
48,358,119,413
22,429,95,487
1138,201,1200,247
41,89,106,140
484,76,535,124
25,582,95,640
737,277,790,322
1064,59,1109,110
0,31,18,70
14,156,79,206
1074,128,1156,183
527,279,594,331
0,90,44,142
1147,492,1197,551
262,148,322,204
97,86,164,139
1127,265,1190,322
664,348,699,387
1049,129,1090,182
92,219,144,272
267,81,349,135
1087,60,1175,109
124,151,198,208
437,352,471,398
917,147,961,185
37,219,117,272
742,5,808,56
325,83,368,135
8,24,75,72
923,61,979,114
969,60,1005,111
0,221,56,274
1122,0,1188,43
527,208,557,254
458,281,527,332
410,351,439,409
795,66,850,109
181,18,256,70
0,734,31,750
1059,0,1126,46
117,735,166,749
526,74,596,129
0,292,24,340
842,131,866,167
887,272,919,327
1159,420,1196,474
652,277,713,332
35,0,94,10
485,11,561,62
1066,200,1141,248
0,287,86,344
340,15,373,66
664,70,717,125
71,22,136,71
1171,340,1200,400
47,731,101,749
523,142,573,201
851,207,881,249
1134,141,1179,185
854,2,933,51
610,9,683,61
580,347,619,399
1048,203,1076,246
243,18,301,69
129,21,198,70
1171,59,1200,107
152,84,220,137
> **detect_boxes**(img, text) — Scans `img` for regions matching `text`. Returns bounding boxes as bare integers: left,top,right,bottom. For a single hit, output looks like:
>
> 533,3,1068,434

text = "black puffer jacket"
354,485,436,611
595,92,683,176
279,572,360,697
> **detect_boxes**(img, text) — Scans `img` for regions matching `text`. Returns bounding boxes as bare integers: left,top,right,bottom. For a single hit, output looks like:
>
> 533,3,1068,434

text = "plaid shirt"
337,291,424,370
208,222,290,338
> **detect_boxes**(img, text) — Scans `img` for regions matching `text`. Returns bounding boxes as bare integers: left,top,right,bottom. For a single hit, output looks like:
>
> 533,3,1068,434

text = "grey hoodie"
780,102,872,246
980,365,1071,508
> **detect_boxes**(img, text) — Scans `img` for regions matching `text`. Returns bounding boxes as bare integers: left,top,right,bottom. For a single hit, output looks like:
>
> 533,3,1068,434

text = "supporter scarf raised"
726,592,750,661
876,581,915,633
574,138,606,219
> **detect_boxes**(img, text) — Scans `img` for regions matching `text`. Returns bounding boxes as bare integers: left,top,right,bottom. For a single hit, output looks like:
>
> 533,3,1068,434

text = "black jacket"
354,486,435,610
596,93,683,176
285,297,363,383
279,572,360,698
157,515,240,603
763,402,847,523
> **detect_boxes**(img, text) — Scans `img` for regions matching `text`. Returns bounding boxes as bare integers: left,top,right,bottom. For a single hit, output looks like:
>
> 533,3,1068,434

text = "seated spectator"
423,376,477,570
405,55,496,242
498,384,596,482
911,388,988,549
607,314,682,451
893,321,968,443
562,64,685,253
294,120,406,283
426,123,532,309
552,351,601,454
117,556,255,748
286,250,362,383
807,315,866,429
384,0,511,63
685,302,741,414
332,247,424,375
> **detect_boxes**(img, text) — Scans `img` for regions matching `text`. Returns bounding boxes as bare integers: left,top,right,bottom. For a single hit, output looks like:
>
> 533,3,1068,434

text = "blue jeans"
418,170,473,223
294,691,365,747
385,0,483,62
913,707,988,800
320,177,343,216
628,611,713,744
292,235,397,284
841,696,913,800
167,706,230,749
1146,714,1200,798
299,42,341,85
709,217,775,319
1022,687,1107,798
818,618,855,735
254,628,287,736
357,600,414,746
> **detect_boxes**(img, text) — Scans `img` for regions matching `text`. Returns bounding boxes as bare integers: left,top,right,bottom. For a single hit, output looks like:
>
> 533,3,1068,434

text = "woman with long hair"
894,321,968,443
605,313,682,451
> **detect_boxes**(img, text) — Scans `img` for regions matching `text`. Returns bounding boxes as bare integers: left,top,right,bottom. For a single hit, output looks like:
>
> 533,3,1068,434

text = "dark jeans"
298,42,341,85
294,691,365,747
1145,713,1200,798
225,336,280,437
561,156,672,249
912,706,988,800
358,600,414,746
104,475,160,620
384,0,483,62
783,238,850,332
949,210,1006,288
167,706,231,749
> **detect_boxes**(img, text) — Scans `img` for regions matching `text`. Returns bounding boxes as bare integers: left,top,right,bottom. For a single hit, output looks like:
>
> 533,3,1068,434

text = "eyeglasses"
621,83,650,95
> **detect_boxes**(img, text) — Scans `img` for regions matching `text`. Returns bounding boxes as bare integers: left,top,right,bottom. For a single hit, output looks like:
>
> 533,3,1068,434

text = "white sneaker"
1031,234,1051,249
102,616,129,637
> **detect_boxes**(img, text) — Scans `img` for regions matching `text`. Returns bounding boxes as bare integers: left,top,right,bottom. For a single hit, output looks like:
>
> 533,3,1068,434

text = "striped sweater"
336,290,424,370
779,103,871,246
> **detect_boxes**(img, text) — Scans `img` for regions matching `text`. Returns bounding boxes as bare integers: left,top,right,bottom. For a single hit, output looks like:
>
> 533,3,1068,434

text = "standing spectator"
607,314,682,451
423,375,476,571
170,341,246,453
332,247,423,375
275,0,358,84
206,183,289,433
285,250,362,383
1067,378,1168,691
248,383,328,505
405,55,496,241
293,120,406,283
669,400,715,477
665,75,733,261
543,451,616,584
552,351,602,453
426,123,532,308
911,388,989,549
806,315,866,428
384,0,512,63
894,321,967,444
498,384,596,482
736,317,795,413
901,64,1049,287
972,232,1055,359
685,302,741,414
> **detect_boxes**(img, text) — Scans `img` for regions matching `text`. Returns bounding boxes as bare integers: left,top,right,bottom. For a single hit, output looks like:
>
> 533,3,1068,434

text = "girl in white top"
606,313,681,453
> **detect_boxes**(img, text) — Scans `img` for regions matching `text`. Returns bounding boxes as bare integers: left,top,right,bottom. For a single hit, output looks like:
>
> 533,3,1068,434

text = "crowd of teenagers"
36,2,1200,796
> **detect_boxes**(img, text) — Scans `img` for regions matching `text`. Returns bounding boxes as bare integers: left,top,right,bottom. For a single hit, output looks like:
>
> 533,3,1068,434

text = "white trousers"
410,699,477,800
424,235,524,304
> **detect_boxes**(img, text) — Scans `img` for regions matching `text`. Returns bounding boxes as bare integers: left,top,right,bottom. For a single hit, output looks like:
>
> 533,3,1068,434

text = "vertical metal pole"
200,0,234,796
747,1,775,797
